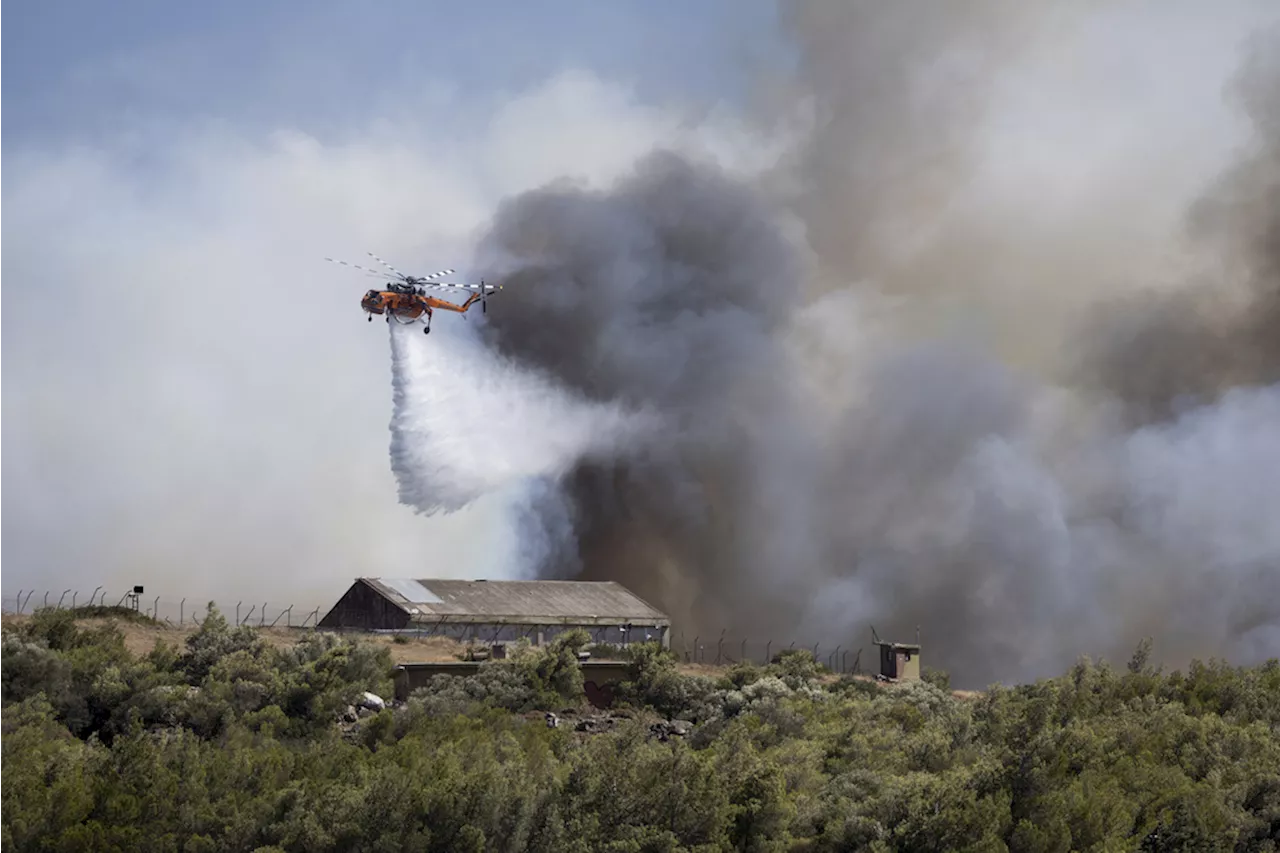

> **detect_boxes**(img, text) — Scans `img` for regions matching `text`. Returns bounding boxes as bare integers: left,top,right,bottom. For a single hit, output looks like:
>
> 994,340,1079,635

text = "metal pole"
45,592,51,608
765,640,771,664
261,602,267,627
152,597,159,619
72,592,78,608
741,639,747,662
270,606,292,628
57,589,71,609
833,645,841,674
91,586,102,607
236,602,241,625
180,599,185,625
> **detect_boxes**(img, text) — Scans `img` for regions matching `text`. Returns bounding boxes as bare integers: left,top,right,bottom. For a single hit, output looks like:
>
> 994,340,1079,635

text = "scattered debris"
337,696,693,743
462,643,508,661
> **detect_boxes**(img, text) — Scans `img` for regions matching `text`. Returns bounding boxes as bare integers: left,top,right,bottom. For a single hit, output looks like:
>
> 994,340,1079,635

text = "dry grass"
1,612,981,696
0,613,468,664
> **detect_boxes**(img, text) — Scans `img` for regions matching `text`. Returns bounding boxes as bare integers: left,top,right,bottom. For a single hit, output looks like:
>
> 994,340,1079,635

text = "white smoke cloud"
1,69,755,607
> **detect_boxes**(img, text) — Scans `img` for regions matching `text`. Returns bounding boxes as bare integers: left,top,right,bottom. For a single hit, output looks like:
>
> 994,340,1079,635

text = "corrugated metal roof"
360,578,669,625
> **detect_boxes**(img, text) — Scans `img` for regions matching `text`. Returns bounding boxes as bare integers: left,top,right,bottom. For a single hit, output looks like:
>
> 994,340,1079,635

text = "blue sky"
4,0,782,145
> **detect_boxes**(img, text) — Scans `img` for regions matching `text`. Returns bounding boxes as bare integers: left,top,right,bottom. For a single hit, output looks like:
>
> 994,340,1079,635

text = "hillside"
3,605,1278,852
1,611,470,664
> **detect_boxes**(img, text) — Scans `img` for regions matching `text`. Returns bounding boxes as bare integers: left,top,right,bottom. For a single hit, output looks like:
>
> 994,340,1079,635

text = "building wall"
384,621,669,648
317,582,411,630
318,580,671,646
877,644,921,681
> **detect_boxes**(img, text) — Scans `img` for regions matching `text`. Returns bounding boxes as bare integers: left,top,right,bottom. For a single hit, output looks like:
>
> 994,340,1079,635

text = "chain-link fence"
1,587,325,629
3,587,877,675
672,630,865,674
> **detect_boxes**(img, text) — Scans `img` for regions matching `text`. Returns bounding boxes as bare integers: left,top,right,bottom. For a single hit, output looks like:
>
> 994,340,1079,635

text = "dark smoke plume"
476,152,812,634
1079,25,1280,423
469,5,1280,687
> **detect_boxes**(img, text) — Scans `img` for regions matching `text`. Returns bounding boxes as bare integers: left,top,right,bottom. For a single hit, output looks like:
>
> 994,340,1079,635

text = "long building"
317,577,671,647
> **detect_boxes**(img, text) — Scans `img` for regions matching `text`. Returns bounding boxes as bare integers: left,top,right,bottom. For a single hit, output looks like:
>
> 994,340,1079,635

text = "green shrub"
6,609,1280,853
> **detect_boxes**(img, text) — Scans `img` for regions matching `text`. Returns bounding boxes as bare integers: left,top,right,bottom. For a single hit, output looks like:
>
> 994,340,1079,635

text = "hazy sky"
4,0,1276,624
0,0,781,614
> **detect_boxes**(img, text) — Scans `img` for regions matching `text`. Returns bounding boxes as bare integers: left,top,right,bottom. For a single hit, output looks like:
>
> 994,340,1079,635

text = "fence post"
260,602,267,627
152,597,159,619
833,645,841,674
741,639,747,663
57,590,71,609
91,586,103,607
269,606,292,628
765,640,771,664
180,599,186,625
236,602,242,625
716,629,725,665
72,591,78,608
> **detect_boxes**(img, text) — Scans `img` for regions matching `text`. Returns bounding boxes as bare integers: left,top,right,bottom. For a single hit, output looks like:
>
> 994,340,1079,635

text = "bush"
6,609,1280,853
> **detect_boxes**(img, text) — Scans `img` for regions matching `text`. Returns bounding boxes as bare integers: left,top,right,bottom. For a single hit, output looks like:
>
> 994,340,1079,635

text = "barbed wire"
1,588,324,630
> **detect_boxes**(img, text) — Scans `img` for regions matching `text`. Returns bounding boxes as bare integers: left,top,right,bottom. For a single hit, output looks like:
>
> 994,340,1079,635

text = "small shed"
317,577,671,647
872,627,920,681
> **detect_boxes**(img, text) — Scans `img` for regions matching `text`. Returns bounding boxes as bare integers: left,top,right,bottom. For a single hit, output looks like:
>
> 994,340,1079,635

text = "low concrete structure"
875,638,921,681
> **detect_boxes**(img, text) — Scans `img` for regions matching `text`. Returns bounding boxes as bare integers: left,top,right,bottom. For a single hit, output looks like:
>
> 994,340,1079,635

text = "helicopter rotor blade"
366,252,414,281
324,256,405,280
425,281,502,293
417,282,484,294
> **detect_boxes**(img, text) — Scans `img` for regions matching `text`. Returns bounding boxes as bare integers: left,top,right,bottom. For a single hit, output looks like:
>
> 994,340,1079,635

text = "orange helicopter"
325,252,501,334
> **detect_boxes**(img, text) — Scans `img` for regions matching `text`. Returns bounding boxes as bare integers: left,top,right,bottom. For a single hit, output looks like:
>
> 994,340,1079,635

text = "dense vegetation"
3,606,1278,852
